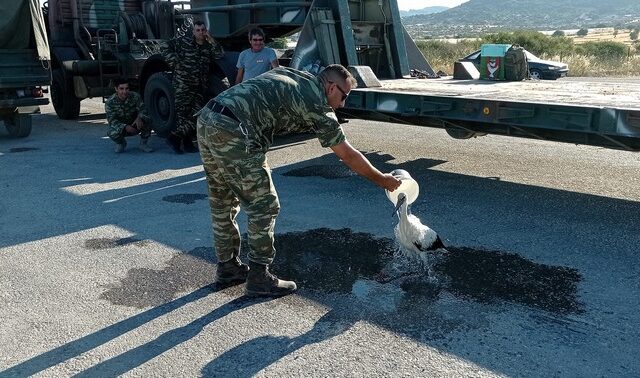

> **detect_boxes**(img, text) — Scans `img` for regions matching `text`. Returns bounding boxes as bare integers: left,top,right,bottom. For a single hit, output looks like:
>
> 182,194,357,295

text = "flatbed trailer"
341,77,640,151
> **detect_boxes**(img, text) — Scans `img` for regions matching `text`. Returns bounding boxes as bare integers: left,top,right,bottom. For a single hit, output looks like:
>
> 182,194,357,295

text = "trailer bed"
372,77,640,110
343,77,640,151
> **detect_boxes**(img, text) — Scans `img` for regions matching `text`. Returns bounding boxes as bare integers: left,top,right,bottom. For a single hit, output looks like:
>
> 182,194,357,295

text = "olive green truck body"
43,0,640,151
0,0,51,138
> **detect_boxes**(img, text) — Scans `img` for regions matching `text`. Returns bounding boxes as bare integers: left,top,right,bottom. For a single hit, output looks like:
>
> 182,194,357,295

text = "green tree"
576,28,589,37
574,41,627,59
631,29,639,41
481,30,574,57
552,30,565,37
267,38,288,49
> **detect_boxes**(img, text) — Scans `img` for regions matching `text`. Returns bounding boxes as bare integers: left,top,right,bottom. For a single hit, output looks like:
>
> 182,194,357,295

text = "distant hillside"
399,6,448,17
404,0,640,37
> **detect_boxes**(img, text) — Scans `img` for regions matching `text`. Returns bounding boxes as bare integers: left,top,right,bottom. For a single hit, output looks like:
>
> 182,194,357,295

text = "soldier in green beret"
105,78,153,153
165,20,224,154
197,64,401,297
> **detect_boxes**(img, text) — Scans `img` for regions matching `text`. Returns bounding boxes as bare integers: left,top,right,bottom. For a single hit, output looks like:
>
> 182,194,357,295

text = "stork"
393,192,448,264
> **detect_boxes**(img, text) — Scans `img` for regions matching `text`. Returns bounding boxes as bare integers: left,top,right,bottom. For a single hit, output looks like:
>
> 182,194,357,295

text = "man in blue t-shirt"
235,28,279,84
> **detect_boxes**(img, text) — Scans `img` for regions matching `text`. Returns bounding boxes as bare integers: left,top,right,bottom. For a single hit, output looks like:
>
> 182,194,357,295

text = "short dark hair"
248,27,265,40
194,20,205,27
113,77,129,87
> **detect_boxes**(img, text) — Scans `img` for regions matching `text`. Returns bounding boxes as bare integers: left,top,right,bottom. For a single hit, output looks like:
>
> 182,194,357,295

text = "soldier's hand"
381,173,402,192
125,125,139,134
204,31,214,43
133,117,144,130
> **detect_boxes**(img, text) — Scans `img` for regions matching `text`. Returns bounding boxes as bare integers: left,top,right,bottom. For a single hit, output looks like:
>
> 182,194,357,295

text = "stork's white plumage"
394,193,447,263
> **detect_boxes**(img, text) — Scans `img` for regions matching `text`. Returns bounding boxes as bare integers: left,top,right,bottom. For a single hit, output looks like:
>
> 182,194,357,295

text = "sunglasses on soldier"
329,81,349,102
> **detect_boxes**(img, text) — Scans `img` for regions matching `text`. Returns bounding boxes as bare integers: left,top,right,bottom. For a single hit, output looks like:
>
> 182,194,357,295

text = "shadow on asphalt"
2,124,639,376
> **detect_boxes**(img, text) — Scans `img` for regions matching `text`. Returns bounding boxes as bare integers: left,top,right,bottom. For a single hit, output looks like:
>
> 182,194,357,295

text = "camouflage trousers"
173,80,204,138
107,121,151,144
197,106,280,265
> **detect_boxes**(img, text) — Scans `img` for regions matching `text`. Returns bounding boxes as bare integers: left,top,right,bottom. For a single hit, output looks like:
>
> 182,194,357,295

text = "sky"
396,0,469,10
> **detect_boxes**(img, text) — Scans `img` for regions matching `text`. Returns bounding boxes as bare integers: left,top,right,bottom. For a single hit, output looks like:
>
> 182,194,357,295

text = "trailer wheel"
51,69,81,119
144,72,175,138
445,126,486,140
4,112,32,138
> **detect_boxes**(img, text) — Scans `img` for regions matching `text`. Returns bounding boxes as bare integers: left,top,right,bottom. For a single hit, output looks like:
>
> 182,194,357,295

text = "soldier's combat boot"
166,133,183,154
216,256,250,286
246,261,297,297
182,137,199,153
114,140,126,153
139,138,154,153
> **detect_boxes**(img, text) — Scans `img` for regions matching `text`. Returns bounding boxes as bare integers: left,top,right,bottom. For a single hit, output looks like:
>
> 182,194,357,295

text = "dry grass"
552,55,640,77
419,30,640,77
571,29,636,47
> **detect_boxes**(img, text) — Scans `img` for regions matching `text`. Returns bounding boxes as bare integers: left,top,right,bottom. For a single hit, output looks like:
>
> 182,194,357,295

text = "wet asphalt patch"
271,228,583,315
9,147,39,153
162,193,209,204
100,229,582,314
99,247,236,308
85,237,150,249
436,247,583,314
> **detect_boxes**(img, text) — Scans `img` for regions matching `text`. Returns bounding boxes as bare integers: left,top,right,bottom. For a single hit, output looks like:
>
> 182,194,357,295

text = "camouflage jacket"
164,35,224,84
105,91,150,135
213,67,345,150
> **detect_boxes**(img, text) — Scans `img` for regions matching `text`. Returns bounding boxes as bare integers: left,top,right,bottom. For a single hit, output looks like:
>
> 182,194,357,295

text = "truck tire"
51,69,81,119
4,112,32,138
144,72,175,138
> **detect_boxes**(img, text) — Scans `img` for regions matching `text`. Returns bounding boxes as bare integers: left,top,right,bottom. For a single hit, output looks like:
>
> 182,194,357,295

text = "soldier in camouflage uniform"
164,20,224,154
105,78,153,153
196,65,402,297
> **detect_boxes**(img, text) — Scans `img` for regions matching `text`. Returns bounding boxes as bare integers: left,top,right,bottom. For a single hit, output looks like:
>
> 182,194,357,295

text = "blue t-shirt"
236,47,278,82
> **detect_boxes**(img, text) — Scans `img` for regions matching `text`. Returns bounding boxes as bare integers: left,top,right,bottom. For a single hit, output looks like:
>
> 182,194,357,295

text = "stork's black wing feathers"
416,235,446,251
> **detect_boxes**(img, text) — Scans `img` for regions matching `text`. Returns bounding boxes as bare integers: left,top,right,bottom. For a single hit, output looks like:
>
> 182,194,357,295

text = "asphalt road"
1,99,639,377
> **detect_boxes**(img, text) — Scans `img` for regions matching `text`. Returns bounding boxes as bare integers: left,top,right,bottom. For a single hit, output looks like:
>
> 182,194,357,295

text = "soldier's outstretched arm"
330,140,401,191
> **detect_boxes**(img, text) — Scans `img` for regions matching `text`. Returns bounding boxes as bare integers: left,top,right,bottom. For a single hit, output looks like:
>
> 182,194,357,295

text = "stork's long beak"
392,195,406,217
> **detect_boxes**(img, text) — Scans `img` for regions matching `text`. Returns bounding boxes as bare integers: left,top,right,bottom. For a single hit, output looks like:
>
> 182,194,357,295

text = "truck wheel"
51,69,81,119
4,113,32,138
144,72,175,138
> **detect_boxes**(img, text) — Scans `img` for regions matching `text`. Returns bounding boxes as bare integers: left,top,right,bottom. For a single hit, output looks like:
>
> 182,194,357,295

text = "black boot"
166,133,183,154
183,136,199,153
246,261,297,297
216,256,249,286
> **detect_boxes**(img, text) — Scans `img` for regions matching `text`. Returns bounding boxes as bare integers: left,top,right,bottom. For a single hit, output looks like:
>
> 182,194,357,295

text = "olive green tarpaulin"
0,0,50,60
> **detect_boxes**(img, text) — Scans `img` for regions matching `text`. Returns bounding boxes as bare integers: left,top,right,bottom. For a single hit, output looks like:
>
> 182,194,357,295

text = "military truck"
0,0,51,138
43,0,640,151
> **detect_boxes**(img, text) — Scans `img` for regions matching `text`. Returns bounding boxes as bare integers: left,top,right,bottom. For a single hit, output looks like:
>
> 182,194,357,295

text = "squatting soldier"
105,78,153,153
196,65,402,297
164,20,224,154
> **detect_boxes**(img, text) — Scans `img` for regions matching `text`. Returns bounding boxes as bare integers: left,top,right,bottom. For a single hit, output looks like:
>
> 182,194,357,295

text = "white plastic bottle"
385,169,419,205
